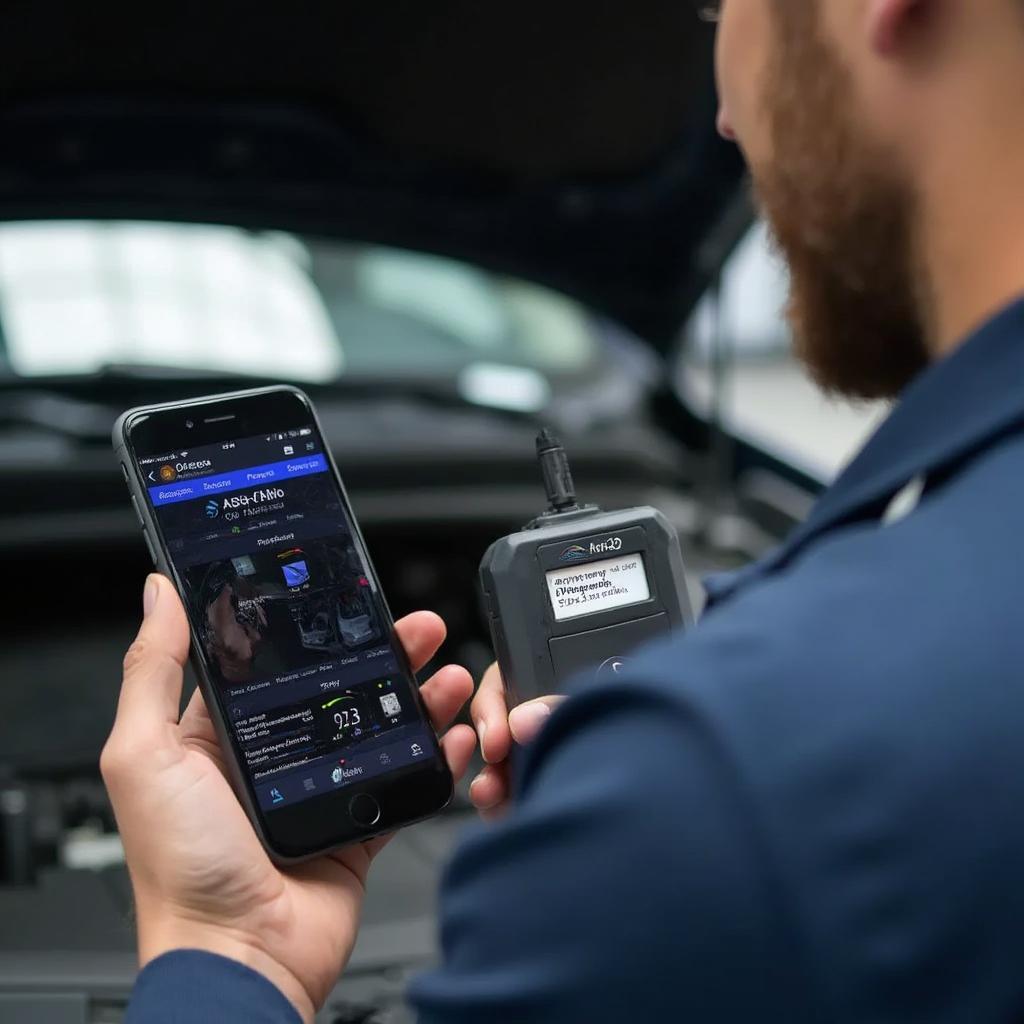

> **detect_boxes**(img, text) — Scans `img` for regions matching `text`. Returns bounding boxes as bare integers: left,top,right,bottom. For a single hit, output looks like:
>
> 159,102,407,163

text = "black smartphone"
113,385,453,862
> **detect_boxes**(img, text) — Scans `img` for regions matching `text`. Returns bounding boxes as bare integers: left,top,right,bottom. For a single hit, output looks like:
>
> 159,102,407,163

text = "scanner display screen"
545,552,651,622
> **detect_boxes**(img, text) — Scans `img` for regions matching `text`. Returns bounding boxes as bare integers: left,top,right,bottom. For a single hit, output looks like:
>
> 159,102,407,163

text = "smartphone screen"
123,395,447,849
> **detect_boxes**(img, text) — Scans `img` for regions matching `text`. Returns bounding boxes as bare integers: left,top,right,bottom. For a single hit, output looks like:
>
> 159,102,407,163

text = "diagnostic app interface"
142,429,433,811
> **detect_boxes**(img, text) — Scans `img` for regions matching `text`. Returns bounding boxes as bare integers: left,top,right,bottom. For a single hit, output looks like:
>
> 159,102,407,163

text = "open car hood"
0,1,749,348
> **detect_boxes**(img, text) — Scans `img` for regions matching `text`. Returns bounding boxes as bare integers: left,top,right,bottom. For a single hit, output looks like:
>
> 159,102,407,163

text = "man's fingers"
393,611,447,674
468,762,508,812
440,724,476,784
508,696,564,746
419,664,474,732
470,663,512,764
108,575,190,754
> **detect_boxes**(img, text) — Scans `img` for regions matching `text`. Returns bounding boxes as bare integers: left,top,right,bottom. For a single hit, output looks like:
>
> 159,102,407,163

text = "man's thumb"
509,696,563,746
114,574,191,739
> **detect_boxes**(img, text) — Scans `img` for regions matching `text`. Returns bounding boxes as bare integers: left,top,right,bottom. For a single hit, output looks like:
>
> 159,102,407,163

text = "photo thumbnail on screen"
185,535,383,686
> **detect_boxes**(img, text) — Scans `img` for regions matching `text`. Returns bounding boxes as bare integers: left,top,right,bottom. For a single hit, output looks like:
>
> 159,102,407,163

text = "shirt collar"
704,294,1024,605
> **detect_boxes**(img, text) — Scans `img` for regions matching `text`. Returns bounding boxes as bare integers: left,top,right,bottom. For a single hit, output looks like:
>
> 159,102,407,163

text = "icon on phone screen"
282,560,309,587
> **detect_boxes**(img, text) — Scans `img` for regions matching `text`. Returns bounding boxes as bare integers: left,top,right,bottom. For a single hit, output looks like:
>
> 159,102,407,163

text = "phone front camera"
186,419,195,429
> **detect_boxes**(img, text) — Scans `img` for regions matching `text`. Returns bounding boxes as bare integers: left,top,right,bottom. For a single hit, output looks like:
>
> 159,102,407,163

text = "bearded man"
105,2,1024,1021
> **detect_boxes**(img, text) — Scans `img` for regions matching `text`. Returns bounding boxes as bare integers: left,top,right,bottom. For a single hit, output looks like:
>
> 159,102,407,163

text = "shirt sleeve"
408,681,817,1024
124,950,302,1024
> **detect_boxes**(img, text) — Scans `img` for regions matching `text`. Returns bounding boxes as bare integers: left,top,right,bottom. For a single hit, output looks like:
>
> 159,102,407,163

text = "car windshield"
0,221,598,383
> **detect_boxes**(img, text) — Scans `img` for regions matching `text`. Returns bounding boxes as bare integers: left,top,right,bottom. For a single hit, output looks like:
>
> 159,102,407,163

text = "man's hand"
101,574,476,1024
467,662,563,817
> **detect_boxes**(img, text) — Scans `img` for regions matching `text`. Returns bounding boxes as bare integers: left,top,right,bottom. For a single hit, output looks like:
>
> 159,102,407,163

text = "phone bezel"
115,385,453,862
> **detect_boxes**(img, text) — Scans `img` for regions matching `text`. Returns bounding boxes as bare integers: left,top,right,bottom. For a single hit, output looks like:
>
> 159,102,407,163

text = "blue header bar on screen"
148,454,329,506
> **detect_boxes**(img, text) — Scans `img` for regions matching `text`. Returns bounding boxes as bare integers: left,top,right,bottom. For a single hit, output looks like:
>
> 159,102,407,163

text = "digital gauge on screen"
320,691,371,743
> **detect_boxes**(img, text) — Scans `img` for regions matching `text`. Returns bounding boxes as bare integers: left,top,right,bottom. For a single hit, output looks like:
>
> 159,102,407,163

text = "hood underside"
0,1,749,346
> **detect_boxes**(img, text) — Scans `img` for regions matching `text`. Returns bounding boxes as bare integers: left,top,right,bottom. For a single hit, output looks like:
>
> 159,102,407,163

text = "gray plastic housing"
479,506,692,704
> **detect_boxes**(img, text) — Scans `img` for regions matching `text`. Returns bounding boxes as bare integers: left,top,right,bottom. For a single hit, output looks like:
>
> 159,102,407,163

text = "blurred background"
0,3,882,1021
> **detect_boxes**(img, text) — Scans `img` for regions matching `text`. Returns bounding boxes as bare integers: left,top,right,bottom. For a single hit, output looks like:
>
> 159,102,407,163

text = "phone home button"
349,793,381,828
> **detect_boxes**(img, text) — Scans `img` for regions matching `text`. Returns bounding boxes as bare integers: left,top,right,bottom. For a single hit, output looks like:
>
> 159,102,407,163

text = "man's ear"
866,0,930,56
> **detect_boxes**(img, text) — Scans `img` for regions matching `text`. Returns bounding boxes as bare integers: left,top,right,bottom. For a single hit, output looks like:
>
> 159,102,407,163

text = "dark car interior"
0,4,825,1021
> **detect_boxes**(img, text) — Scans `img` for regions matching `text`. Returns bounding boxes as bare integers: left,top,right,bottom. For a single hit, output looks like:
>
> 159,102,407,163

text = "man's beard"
753,4,931,400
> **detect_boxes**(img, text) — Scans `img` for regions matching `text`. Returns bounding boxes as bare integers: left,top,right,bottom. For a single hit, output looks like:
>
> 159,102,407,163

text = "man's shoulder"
620,428,1024,727
554,425,1024,747
554,436,1024,847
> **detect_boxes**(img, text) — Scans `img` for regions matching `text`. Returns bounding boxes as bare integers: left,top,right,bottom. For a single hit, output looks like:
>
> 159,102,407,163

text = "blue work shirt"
127,297,1024,1023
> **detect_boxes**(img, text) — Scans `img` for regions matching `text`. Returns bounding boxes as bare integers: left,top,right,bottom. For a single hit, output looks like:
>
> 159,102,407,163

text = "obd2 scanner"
479,431,692,704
